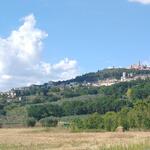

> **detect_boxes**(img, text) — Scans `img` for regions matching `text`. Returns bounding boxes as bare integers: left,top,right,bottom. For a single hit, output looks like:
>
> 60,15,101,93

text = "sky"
0,0,150,91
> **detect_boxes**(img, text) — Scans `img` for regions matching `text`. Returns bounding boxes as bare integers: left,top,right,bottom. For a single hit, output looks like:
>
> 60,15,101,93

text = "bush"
70,113,104,131
39,116,59,127
27,103,63,120
0,122,2,128
84,113,104,129
103,112,118,131
26,117,36,127
117,108,130,130
70,118,85,131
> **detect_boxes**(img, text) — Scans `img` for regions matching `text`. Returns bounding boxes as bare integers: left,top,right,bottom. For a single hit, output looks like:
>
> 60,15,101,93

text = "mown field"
0,128,149,150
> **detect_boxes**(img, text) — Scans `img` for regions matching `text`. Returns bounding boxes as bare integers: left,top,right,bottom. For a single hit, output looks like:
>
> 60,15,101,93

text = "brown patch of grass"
0,128,149,150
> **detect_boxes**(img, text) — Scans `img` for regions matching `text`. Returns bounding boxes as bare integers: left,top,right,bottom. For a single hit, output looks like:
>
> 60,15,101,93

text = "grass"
100,141,150,150
0,142,149,150
0,144,46,150
0,128,149,150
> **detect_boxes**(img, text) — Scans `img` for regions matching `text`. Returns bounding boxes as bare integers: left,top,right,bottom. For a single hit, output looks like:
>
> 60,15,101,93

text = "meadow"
0,128,149,150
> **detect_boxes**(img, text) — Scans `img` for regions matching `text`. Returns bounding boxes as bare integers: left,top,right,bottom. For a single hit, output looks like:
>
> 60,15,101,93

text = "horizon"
0,0,150,91
1,61,150,92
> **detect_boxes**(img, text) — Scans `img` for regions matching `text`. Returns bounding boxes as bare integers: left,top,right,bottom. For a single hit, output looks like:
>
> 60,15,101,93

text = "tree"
127,101,150,129
117,108,130,130
39,116,59,127
70,118,85,131
84,113,104,129
103,112,118,131
126,88,133,99
133,102,150,129
26,117,36,127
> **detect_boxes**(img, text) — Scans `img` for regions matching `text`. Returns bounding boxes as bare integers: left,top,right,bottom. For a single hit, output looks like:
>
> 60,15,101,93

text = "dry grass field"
0,128,149,150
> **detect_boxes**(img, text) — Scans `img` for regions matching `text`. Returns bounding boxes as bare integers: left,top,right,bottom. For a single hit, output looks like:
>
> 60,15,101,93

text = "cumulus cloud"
129,0,150,4
0,14,79,91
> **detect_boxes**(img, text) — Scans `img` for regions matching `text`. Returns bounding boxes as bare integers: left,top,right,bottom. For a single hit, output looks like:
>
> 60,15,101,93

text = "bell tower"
139,60,141,67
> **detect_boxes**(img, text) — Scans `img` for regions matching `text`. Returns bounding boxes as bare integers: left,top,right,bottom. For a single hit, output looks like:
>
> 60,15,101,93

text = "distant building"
130,61,150,70
121,72,126,81
18,97,22,101
96,79,118,87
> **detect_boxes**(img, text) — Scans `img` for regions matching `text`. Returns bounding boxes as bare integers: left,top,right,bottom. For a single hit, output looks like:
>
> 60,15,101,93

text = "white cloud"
0,14,79,91
129,0,150,4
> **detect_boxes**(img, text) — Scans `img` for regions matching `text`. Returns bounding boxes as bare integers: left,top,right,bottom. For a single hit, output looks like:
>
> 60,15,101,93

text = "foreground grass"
0,141,149,150
0,144,49,150
0,128,149,150
100,140,150,150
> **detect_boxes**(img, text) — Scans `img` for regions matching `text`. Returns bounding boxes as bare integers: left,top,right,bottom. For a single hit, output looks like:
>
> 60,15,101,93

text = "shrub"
84,113,104,129
26,117,36,127
39,116,59,127
0,122,2,128
117,108,130,130
103,112,118,131
70,113,104,131
70,118,85,131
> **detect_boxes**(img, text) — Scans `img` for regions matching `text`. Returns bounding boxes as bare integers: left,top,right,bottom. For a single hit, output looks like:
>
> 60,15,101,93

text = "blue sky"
0,0,150,90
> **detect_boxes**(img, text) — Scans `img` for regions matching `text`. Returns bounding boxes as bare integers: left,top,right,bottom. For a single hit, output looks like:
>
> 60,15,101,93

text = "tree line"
70,101,150,131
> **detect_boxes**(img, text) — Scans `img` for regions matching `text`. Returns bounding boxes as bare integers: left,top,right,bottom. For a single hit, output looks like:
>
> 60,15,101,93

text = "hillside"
2,68,150,98
0,68,150,130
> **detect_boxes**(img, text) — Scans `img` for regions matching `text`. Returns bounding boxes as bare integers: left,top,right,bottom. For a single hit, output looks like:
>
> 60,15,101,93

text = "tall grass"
0,141,149,150
100,140,150,150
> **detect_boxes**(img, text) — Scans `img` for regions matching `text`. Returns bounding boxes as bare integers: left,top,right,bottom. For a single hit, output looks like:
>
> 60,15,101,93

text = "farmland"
0,128,149,150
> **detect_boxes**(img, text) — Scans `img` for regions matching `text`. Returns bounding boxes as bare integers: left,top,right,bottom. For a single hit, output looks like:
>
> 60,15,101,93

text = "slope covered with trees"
0,68,150,130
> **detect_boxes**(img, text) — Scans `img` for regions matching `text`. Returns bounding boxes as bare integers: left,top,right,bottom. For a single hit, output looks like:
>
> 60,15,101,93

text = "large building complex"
129,61,150,70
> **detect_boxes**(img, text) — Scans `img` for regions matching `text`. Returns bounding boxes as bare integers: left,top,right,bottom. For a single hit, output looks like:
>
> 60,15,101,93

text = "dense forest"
0,68,150,131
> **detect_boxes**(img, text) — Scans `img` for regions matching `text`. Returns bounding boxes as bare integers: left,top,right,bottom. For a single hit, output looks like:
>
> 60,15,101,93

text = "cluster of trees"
0,69,150,129
26,103,63,120
99,78,150,99
26,96,132,121
26,116,59,127
61,97,132,116
24,79,150,121
62,86,98,98
12,86,99,103
71,101,150,131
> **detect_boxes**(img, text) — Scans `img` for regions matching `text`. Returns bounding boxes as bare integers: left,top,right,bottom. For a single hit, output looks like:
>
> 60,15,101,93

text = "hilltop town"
91,61,150,87
1,62,150,100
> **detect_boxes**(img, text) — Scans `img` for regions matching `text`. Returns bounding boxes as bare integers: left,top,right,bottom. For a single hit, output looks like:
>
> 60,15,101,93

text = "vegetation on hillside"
0,68,150,130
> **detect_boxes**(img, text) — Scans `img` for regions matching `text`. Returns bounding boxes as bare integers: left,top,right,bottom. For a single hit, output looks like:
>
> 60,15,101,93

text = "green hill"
0,68,150,130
